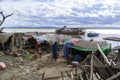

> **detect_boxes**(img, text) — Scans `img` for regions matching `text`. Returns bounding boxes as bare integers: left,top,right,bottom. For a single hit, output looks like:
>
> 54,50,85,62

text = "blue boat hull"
87,33,99,37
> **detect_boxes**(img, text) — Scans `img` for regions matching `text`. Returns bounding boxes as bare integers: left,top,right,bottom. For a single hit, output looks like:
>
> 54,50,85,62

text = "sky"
0,0,120,28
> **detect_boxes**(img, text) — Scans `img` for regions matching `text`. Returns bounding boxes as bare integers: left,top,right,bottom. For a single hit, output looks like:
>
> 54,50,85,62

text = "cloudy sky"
0,0,120,28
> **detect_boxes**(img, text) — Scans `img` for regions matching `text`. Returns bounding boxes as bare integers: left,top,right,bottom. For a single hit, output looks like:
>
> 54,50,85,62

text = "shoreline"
1,26,120,29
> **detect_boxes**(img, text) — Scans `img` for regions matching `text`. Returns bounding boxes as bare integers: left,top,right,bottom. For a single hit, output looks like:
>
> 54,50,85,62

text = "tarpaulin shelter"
71,39,79,45
63,42,73,58
63,38,79,58
71,40,111,55
64,38,79,44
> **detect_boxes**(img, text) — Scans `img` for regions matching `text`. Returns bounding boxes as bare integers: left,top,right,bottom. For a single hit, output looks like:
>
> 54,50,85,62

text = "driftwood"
0,11,13,33
0,11,14,26
60,69,79,80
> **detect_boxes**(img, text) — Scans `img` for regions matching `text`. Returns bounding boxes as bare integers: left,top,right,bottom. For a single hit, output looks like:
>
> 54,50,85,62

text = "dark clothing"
52,44,58,53
52,52,58,59
63,42,73,59
74,54,80,61
52,43,58,60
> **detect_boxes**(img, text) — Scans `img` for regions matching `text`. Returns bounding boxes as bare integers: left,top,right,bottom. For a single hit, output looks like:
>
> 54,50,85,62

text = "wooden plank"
93,54,103,66
75,68,77,80
103,37,120,42
60,71,64,80
42,72,45,80
65,71,71,78
71,71,74,80
82,71,88,80
90,53,93,80
79,73,84,80
94,67,109,79
106,72,120,80
80,54,91,65
94,72,101,80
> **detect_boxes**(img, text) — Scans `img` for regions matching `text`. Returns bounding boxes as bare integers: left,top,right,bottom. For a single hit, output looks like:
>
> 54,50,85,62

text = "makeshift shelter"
72,40,111,55
0,33,13,50
63,39,111,65
63,42,73,59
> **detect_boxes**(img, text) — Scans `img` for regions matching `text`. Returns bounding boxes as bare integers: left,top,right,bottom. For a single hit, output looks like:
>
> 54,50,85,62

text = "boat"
55,26,86,35
87,32,99,37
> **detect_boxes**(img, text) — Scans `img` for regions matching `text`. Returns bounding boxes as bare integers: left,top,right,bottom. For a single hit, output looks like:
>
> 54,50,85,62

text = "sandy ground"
0,51,71,80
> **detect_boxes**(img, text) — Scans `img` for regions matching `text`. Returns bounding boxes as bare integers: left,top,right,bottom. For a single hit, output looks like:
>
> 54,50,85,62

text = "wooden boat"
87,32,99,37
55,26,86,35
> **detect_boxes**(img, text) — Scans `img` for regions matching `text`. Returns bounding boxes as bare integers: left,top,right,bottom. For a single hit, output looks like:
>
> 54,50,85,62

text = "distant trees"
0,11,14,32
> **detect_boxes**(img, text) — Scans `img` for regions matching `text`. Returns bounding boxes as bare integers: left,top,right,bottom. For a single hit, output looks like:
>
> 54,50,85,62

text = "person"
72,54,81,68
51,42,58,61
74,54,81,62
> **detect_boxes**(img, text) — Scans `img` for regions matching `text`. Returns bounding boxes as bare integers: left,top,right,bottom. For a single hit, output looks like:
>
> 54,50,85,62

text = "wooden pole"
42,72,45,80
75,68,77,80
60,71,64,80
93,54,103,66
118,49,120,66
79,73,84,80
65,71,71,77
106,72,120,80
12,33,15,51
70,71,74,80
80,54,91,65
90,53,93,80
97,44,111,65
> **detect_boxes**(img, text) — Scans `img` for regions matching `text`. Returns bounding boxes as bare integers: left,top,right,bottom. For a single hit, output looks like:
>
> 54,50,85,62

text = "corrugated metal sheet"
76,40,107,49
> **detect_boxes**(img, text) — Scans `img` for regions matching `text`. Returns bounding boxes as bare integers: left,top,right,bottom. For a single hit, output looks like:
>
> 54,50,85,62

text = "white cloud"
0,0,120,27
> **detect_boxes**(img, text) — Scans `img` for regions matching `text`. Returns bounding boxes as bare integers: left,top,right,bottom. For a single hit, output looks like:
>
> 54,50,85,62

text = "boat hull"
87,33,99,37
55,27,86,35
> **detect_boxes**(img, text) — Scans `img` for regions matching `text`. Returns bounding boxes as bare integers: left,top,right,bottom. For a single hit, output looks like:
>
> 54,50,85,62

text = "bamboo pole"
106,72,120,80
93,54,103,66
79,73,84,80
42,72,45,80
65,71,71,77
70,71,74,80
97,44,111,65
60,71,64,80
80,54,91,65
75,68,77,80
90,53,93,80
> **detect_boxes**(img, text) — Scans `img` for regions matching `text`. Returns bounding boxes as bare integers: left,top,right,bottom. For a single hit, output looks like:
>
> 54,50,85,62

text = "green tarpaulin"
72,44,111,55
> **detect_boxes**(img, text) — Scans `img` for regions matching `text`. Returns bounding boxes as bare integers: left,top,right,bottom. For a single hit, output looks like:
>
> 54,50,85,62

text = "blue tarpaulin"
63,42,73,59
